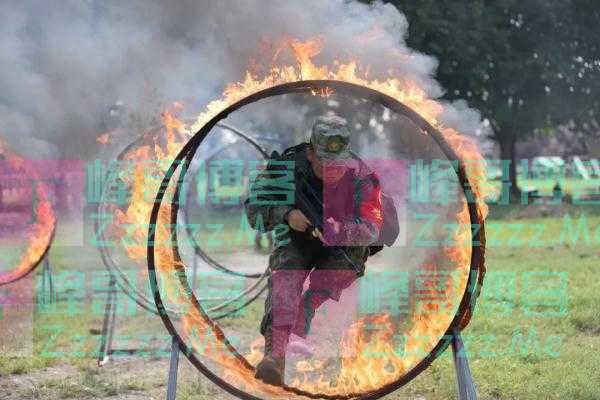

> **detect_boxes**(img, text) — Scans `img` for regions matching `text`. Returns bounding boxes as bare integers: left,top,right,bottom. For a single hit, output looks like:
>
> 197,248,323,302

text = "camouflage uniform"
244,115,382,385
259,238,367,339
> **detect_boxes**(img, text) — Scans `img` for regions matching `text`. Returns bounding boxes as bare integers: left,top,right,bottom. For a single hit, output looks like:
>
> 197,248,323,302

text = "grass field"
403,204,600,400
1,200,599,399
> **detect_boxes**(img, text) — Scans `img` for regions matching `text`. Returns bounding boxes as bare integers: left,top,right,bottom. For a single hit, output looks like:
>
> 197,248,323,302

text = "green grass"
0,355,55,377
1,202,599,399
520,178,600,196
28,366,148,399
390,204,600,400
484,177,600,204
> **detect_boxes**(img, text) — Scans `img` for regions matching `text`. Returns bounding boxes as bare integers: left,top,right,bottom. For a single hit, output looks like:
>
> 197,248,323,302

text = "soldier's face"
322,162,347,182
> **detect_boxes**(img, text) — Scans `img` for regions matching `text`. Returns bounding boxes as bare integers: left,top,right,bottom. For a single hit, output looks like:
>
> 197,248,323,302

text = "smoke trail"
0,0,487,159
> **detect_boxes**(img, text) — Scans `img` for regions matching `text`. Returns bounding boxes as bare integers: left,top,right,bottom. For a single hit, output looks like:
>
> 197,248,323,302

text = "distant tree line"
363,0,600,199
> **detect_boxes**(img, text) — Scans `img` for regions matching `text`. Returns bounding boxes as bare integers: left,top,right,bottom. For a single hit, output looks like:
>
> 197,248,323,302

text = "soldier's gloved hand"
286,209,312,232
325,217,342,235
314,228,331,246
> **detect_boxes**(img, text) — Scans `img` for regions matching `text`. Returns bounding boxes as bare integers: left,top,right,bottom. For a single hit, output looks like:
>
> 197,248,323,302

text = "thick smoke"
0,0,485,160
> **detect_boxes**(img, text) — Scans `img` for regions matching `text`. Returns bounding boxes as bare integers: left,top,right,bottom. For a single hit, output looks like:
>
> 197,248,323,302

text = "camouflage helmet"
310,114,351,160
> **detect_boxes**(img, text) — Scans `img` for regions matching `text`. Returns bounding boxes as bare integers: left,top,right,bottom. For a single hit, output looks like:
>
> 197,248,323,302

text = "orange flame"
96,132,112,145
111,36,489,398
0,139,56,285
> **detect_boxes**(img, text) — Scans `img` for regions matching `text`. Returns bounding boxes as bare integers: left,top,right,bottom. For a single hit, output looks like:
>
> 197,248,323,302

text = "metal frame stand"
166,336,180,400
96,275,174,366
97,275,118,366
40,255,55,304
451,328,478,400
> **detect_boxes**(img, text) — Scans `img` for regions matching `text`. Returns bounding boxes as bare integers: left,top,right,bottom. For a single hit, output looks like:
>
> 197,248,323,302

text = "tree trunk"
498,133,522,204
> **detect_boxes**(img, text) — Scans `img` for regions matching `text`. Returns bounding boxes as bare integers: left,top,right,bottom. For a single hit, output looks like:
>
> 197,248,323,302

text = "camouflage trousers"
259,240,369,339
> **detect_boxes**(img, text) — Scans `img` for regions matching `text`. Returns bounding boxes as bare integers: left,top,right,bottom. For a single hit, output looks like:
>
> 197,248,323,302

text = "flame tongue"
96,132,112,145
0,139,56,285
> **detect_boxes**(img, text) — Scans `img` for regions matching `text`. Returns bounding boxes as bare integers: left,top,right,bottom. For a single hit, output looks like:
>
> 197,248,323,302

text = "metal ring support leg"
451,328,477,400
45,257,54,304
98,276,117,366
167,336,180,400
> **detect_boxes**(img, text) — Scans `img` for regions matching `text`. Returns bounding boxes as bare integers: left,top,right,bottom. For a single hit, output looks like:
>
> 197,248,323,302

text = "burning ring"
147,80,486,400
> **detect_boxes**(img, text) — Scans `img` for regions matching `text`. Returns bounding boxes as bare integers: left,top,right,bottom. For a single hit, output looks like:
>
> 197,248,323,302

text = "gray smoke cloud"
0,0,486,160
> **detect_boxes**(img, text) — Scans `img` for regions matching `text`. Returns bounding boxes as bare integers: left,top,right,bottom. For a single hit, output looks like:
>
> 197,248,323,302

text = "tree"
364,0,599,201
556,0,600,141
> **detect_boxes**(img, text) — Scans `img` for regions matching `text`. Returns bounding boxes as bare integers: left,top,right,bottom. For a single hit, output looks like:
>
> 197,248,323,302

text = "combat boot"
255,326,289,386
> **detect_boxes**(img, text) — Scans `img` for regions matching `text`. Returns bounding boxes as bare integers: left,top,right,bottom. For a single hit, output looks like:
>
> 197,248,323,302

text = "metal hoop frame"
0,170,56,287
180,122,284,279
147,80,486,400
95,124,272,318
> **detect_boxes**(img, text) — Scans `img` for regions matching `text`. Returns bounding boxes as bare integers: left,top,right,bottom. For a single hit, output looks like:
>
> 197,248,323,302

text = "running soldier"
244,114,383,386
